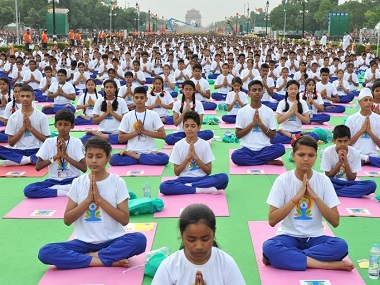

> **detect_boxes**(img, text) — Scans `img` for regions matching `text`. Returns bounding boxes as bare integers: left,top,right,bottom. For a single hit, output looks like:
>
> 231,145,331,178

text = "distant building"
185,9,201,27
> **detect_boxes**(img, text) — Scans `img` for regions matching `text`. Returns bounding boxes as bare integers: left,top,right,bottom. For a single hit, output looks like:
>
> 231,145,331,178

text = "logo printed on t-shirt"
189,158,200,171
85,202,102,222
294,196,313,220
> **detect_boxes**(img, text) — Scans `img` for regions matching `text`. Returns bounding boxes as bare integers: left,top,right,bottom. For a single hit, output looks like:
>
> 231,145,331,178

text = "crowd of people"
1,33,380,283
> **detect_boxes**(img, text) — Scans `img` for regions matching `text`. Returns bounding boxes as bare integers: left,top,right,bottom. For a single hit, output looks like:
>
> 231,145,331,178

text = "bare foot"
126,150,140,159
86,130,95,135
262,256,270,266
266,160,284,166
112,259,130,267
324,260,355,271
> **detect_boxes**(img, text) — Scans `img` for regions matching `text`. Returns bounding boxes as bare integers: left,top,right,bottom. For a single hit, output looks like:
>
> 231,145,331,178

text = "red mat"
0,165,48,177
38,222,157,285
248,221,365,285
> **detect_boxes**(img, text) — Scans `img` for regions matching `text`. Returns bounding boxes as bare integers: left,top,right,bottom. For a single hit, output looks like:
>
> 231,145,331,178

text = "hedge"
0,40,91,54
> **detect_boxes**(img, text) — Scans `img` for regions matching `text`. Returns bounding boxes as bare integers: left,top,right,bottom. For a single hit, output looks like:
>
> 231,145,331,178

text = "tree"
336,1,370,31
0,1,16,30
313,0,337,30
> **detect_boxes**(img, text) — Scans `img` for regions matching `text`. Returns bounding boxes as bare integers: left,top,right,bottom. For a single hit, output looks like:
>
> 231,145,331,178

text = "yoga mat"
3,196,68,219
107,150,170,177
154,177,229,218
0,165,48,177
229,149,286,175
329,113,348,117
72,124,99,132
162,139,212,149
34,102,53,107
38,222,157,285
248,221,365,285
219,121,235,129
0,126,5,131
357,165,380,177
338,194,380,218
164,124,177,130
204,110,217,115
301,122,333,130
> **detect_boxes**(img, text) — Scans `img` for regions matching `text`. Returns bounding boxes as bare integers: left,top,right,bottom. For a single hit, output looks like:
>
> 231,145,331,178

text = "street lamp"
282,0,287,38
302,0,305,38
136,3,139,34
48,0,58,42
148,9,151,33
265,0,269,37
246,3,250,35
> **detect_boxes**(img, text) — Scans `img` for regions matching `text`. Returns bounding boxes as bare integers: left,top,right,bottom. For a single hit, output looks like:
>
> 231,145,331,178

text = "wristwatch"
49,157,55,164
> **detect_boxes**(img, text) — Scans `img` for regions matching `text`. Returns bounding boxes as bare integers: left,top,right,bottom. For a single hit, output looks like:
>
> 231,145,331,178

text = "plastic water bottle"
368,243,380,279
143,182,151,198
145,246,171,261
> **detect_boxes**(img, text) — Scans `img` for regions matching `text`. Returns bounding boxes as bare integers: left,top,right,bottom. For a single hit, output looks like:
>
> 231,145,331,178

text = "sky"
118,0,347,26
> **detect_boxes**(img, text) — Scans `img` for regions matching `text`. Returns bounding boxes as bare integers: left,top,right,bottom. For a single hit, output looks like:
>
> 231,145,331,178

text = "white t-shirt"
240,68,260,90
67,173,129,244
11,68,26,84
276,99,309,132
173,100,204,131
73,72,90,90
170,138,214,177
118,83,139,104
364,69,380,88
214,74,234,94
174,68,190,83
160,74,176,93
343,72,358,92
316,82,338,103
132,70,146,86
152,247,246,285
118,109,163,153
267,170,340,238
236,104,276,151
5,109,50,149
48,82,75,104
77,92,99,117
93,97,128,133
23,69,43,90
302,93,324,115
225,91,248,116
321,145,361,180
253,76,275,101
345,112,380,156
3,101,36,120
39,76,58,96
293,72,307,92
191,77,210,102
333,80,350,96
146,91,174,117
36,136,85,180
275,77,292,95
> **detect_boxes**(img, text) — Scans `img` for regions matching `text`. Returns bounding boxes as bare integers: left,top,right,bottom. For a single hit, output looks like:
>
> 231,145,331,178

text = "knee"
109,154,122,166
23,184,35,198
127,232,147,253
38,244,55,264
159,182,169,195
231,150,241,164
262,239,277,257
367,180,377,192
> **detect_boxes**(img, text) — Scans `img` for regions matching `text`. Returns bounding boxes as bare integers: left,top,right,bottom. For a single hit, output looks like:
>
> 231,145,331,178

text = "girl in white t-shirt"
301,78,330,124
73,62,90,93
211,63,234,101
333,69,354,103
38,137,147,269
262,136,354,272
75,79,99,125
81,79,128,145
152,204,246,284
160,65,178,98
146,76,174,124
274,67,292,101
165,80,213,145
372,80,380,115
0,77,12,125
222,77,248,124
271,80,319,144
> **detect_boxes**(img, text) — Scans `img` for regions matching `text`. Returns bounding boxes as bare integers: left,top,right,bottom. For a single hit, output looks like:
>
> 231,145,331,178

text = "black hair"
0,77,12,102
124,71,133,78
57,68,67,76
179,203,218,249
261,63,269,69
44,66,52,72
193,63,202,71
85,137,112,156
134,86,147,96
183,110,201,126
320,67,330,75
180,80,196,113
54,109,75,125
302,78,318,100
100,79,119,112
372,80,380,92
11,83,23,114
282,80,303,114
292,135,318,152
151,76,165,97
77,62,85,67
248,79,263,91
20,84,34,94
232,77,243,90
333,125,351,140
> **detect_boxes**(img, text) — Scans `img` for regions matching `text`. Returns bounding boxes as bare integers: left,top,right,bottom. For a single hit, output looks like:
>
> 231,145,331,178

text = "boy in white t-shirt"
160,111,228,195
36,66,57,102
321,125,376,197
0,84,50,166
109,86,169,166
43,69,76,114
191,64,216,110
38,137,146,269
231,80,285,166
22,60,43,90
24,109,87,198
221,77,248,124
316,67,345,113
345,88,380,167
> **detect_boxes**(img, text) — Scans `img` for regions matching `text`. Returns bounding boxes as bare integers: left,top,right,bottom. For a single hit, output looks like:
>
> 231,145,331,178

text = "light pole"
148,9,151,32
302,0,305,38
15,0,19,44
50,0,57,42
246,4,250,35
282,0,287,38
136,3,139,34
265,0,269,37
235,13,238,35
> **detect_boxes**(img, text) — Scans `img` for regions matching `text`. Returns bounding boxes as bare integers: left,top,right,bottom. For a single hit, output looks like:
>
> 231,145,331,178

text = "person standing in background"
23,29,32,52
41,29,48,50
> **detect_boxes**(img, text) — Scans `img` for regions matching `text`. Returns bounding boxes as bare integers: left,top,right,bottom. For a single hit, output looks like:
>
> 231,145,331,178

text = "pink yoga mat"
219,121,235,129
204,110,217,115
329,113,348,117
3,196,68,219
38,223,157,285
154,177,229,218
357,165,380,177
301,122,333,130
0,126,5,131
338,194,380,218
162,139,212,149
164,124,177,130
72,124,99,132
0,165,48,177
229,149,286,175
248,221,365,285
